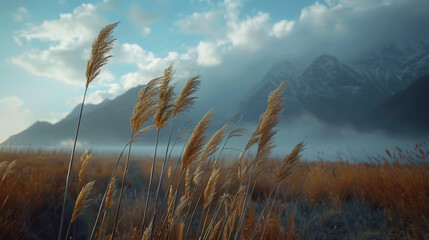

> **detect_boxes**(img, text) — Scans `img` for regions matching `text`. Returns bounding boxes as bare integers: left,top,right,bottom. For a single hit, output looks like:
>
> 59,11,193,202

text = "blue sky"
0,0,428,142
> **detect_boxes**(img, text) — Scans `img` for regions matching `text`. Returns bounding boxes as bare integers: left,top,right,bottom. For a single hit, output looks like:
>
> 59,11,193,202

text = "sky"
0,0,428,143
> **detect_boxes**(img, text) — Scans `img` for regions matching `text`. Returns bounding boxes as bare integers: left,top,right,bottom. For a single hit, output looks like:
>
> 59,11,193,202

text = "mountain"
240,61,304,121
2,86,144,147
1,84,215,148
370,74,429,134
296,55,385,124
240,41,429,131
353,41,429,94
240,55,386,125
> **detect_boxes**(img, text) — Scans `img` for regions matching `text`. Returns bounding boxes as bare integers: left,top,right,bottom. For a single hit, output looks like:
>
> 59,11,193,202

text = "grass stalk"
110,138,133,239
89,143,129,240
259,185,280,240
149,121,175,237
249,184,277,240
141,130,160,235
202,155,242,240
182,157,213,239
58,86,88,240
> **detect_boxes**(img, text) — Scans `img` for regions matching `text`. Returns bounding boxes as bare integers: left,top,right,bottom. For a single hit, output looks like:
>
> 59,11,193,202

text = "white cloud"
299,2,329,27
10,48,85,85
224,0,242,23
176,11,224,35
196,41,221,66
11,3,106,86
227,12,271,51
14,4,102,50
120,50,194,89
270,20,295,38
113,43,155,63
86,83,125,104
12,7,30,22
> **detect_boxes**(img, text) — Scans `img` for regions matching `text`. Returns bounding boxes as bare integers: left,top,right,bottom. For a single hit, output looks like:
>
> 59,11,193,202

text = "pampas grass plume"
71,181,95,223
86,22,118,87
131,78,160,135
276,142,304,184
154,64,175,130
199,124,227,162
175,75,200,116
105,177,116,210
182,109,213,169
78,150,91,183
2,160,17,182
204,168,219,209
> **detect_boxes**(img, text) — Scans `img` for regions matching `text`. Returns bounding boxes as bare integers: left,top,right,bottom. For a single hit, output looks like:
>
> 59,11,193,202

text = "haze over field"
1,0,428,158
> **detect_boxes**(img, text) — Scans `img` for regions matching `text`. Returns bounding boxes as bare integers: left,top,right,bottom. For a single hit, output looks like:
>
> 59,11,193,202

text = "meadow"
0,144,428,239
1,22,428,240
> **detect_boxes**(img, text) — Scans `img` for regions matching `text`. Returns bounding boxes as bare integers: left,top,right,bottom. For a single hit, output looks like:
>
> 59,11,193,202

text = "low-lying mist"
8,114,422,163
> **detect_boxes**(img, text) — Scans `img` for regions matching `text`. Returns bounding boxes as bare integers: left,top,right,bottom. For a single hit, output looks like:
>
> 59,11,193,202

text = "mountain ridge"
3,41,429,147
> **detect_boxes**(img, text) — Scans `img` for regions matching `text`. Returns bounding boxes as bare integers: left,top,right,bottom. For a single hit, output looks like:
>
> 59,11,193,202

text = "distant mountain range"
3,86,143,147
240,41,429,129
2,41,429,147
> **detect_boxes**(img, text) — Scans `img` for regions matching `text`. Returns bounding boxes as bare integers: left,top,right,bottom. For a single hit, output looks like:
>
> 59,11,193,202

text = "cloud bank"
5,0,429,138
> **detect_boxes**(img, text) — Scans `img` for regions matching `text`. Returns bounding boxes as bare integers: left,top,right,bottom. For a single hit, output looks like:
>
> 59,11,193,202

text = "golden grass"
71,181,95,223
0,147,427,239
86,22,119,87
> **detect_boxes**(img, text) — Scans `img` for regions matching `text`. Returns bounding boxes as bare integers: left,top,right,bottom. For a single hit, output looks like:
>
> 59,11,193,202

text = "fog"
7,113,419,164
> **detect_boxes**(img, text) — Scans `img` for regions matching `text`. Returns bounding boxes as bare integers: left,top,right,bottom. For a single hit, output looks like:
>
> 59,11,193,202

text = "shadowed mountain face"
240,41,429,131
296,55,386,125
2,86,143,147
2,42,429,148
370,74,429,134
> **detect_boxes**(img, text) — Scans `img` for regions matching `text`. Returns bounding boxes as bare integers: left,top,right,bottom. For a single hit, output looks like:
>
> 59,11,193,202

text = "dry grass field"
0,143,428,239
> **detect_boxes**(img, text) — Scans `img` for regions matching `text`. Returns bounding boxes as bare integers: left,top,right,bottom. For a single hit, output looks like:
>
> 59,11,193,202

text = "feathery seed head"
167,166,172,179
86,22,118,87
231,185,247,213
171,195,189,225
154,64,176,130
204,168,219,209
71,181,95,223
182,109,213,169
78,150,91,183
246,113,264,150
185,168,191,199
257,82,286,156
175,75,200,116
2,160,17,182
276,142,304,184
237,152,243,182
199,124,228,162
105,177,117,210
228,126,246,139
131,77,160,135
193,164,203,185
168,186,174,207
